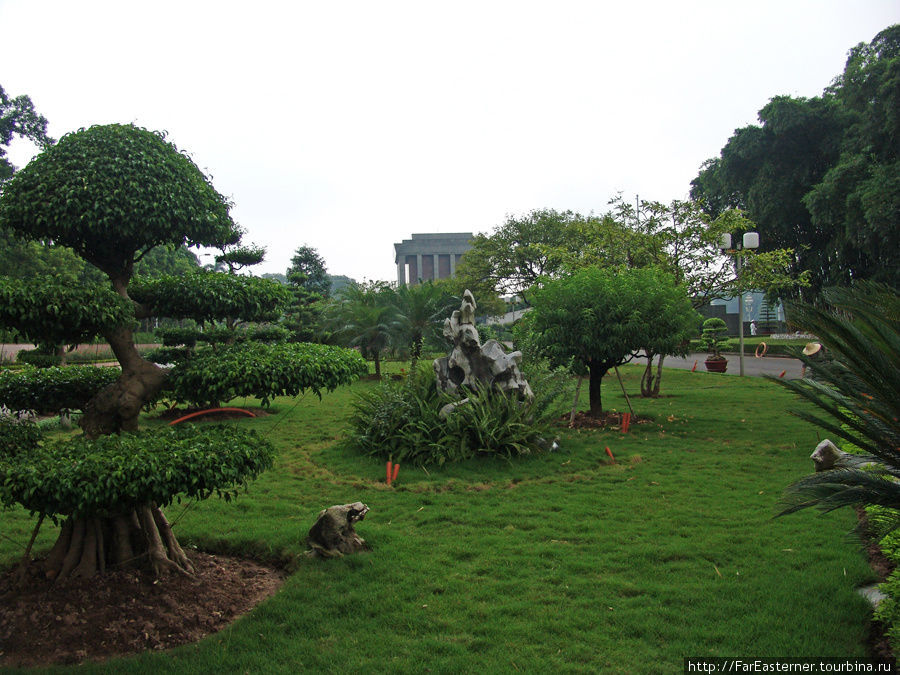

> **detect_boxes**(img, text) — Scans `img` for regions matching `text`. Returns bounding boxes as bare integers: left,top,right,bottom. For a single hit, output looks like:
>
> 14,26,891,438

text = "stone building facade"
394,233,473,285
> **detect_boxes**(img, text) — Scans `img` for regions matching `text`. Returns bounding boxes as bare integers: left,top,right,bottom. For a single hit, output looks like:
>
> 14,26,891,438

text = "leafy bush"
0,424,274,518
16,350,62,367
350,363,569,465
0,365,120,413
144,346,194,365
0,406,41,457
155,325,203,347
166,341,368,407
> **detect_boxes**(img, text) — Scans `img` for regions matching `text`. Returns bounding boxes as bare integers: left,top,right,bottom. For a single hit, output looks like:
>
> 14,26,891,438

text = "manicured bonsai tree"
0,123,365,579
700,318,728,359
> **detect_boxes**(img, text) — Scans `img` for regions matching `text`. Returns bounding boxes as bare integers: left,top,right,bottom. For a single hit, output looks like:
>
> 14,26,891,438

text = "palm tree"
770,282,900,519
325,282,399,379
389,281,458,371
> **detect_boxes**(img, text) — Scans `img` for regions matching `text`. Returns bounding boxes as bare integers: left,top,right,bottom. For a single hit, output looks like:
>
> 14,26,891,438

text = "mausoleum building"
394,233,473,285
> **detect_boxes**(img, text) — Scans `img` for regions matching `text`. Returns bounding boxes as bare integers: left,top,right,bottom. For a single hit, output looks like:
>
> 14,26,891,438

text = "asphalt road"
633,352,805,379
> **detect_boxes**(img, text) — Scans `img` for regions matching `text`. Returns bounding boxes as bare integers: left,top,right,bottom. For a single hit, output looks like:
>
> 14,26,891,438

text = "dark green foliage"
700,318,728,357
326,281,400,378
0,408,41,457
0,365,120,413
350,364,569,465
0,424,274,518
131,272,291,324
166,341,368,407
692,26,900,293
285,245,331,343
248,324,290,343
529,266,700,415
0,123,239,279
155,325,203,347
0,83,52,186
771,282,900,517
0,277,134,345
144,346,193,365
16,350,62,368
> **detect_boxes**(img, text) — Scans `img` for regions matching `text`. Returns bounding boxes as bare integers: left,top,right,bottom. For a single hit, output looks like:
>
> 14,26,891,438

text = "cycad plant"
770,282,900,518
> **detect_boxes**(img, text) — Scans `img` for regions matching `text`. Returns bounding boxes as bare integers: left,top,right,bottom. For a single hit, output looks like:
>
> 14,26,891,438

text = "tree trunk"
641,352,665,398
80,324,167,438
587,360,609,418
43,503,191,581
373,352,382,379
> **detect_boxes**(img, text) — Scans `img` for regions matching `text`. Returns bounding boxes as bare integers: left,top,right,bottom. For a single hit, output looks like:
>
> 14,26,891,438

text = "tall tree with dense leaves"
691,25,899,294
0,84,52,187
285,245,331,342
388,281,457,370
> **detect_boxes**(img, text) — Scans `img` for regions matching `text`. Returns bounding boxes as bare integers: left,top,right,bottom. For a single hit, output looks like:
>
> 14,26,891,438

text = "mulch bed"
0,551,284,668
561,411,650,430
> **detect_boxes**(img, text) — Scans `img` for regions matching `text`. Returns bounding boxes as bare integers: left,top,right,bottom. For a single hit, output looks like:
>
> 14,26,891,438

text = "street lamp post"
720,232,759,376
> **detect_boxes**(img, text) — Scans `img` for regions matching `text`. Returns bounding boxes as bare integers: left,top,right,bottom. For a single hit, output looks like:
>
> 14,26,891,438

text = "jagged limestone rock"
433,290,533,418
305,502,370,558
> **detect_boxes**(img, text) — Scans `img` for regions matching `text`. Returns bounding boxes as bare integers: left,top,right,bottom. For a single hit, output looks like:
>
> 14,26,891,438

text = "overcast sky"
2,1,897,282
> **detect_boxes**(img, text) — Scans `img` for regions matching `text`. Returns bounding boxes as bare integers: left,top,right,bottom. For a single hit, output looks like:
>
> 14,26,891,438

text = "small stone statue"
433,290,533,414
810,439,877,472
306,502,370,558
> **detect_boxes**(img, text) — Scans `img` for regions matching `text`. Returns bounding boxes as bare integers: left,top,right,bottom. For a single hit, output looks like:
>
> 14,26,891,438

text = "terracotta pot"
704,357,728,373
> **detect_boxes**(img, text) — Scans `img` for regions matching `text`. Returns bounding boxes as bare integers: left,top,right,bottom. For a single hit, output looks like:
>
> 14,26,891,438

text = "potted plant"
701,317,729,373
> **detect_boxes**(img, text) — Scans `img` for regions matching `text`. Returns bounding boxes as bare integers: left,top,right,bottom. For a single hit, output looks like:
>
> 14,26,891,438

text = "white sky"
2,1,898,282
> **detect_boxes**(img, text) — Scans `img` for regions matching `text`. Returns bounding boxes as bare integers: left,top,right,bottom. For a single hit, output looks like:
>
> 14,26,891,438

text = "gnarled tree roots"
43,503,193,582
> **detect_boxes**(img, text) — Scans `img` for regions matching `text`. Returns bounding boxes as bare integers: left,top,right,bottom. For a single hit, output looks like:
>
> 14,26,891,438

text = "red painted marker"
392,463,400,483
386,460,393,485
621,412,631,433
779,370,786,378
691,360,698,372
605,446,615,462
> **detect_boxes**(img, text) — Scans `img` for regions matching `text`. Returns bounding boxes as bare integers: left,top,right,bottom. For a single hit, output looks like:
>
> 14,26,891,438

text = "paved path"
633,352,804,379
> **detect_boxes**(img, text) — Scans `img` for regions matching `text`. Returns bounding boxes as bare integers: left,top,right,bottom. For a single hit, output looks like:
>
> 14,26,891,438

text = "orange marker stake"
392,463,400,483
386,460,393,485
691,360,698,372
621,413,631,433
779,370,786,378
605,446,615,463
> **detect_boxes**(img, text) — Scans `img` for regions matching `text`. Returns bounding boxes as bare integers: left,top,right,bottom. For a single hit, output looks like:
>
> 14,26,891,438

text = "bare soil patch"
0,551,284,668
561,411,651,430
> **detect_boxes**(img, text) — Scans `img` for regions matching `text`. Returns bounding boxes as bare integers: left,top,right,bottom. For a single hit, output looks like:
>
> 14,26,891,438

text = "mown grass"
0,364,877,673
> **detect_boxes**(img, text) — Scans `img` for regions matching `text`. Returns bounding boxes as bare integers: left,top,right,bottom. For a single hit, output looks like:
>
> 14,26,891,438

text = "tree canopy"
528,266,700,417
0,83,52,186
691,25,900,294
0,123,239,283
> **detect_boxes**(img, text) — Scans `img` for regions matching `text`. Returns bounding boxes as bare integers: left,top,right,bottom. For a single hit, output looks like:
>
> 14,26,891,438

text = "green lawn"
0,365,877,673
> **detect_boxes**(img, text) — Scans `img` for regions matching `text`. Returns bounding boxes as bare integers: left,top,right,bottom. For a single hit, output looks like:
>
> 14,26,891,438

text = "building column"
449,252,456,276
433,254,439,280
416,254,423,284
397,261,405,285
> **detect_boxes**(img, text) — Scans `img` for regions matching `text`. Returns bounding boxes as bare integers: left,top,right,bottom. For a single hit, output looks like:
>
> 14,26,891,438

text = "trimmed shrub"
0,424,274,518
165,341,368,407
0,365,120,413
